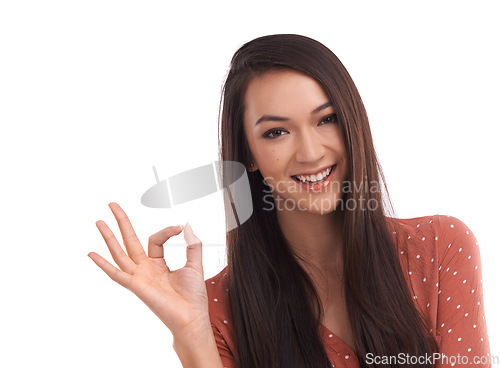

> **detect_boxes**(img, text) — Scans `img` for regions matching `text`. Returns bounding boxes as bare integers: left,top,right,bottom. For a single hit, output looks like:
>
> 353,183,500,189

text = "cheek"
253,144,280,163
325,129,347,159
258,148,289,181
334,130,347,155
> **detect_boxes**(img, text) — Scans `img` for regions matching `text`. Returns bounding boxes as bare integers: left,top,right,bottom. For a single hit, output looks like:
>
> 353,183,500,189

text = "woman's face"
243,69,348,215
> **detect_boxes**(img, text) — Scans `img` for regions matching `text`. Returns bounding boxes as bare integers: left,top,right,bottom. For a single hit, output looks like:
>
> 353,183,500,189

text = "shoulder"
386,214,438,255
387,214,480,266
386,215,480,318
432,214,482,271
386,214,436,235
387,214,440,285
205,266,231,326
394,214,483,292
432,214,476,243
386,214,477,246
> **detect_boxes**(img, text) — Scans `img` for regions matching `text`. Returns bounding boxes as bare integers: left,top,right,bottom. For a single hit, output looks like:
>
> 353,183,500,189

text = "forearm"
172,319,224,368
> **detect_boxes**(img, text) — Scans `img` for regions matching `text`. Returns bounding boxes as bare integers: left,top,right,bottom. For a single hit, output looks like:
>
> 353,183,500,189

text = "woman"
89,34,491,367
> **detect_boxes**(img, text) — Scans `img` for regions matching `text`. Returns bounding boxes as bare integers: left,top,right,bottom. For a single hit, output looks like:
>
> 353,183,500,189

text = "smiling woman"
89,33,492,368
209,34,492,368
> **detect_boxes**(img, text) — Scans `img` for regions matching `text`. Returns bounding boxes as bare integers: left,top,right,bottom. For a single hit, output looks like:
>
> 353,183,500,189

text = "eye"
262,128,289,139
319,113,338,125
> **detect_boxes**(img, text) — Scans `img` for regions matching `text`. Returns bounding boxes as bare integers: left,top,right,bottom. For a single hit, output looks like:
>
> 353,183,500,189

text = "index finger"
108,202,146,262
148,225,184,259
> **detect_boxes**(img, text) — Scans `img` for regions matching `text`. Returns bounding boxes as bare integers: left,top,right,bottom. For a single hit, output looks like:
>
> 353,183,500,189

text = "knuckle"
187,240,202,248
148,234,160,246
115,213,128,221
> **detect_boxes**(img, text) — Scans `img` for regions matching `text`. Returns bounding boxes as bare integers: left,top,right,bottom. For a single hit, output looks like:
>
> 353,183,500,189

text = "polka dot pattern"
203,215,491,367
432,215,491,366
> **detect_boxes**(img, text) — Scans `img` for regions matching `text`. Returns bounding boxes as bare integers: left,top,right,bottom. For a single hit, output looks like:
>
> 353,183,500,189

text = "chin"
273,192,343,216
298,198,340,215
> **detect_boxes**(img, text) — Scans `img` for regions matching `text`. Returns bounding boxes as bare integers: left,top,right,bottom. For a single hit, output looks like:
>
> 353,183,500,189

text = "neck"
276,206,344,282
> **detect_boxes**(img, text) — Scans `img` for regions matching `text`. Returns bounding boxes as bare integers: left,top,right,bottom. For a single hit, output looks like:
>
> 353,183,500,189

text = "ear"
247,162,258,172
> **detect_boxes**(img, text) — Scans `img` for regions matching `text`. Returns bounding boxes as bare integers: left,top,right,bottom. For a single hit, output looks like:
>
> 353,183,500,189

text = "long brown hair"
218,34,437,368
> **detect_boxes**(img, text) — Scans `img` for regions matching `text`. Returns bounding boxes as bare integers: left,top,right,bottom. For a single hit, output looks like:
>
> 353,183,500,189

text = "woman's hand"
88,202,210,337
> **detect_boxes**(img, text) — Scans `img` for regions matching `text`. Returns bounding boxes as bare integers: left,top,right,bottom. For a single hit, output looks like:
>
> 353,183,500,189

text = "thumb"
183,222,203,275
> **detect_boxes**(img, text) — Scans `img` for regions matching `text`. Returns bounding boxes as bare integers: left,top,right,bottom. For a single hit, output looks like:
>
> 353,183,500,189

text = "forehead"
243,69,330,118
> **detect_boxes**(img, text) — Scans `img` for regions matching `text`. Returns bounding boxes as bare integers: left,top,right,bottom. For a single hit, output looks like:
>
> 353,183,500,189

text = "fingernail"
183,222,199,246
178,224,185,231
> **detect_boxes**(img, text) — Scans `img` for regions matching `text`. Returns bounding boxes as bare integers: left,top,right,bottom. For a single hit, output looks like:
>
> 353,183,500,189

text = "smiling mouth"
291,164,336,185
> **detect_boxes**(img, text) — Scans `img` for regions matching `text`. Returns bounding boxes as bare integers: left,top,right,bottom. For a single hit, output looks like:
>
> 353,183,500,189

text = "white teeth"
296,166,332,183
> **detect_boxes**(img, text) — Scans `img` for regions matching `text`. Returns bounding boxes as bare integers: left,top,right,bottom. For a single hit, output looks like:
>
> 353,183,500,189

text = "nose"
294,128,325,163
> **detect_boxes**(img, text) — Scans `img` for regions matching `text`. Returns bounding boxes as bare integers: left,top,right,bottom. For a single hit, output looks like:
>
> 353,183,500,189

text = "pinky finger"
88,251,133,289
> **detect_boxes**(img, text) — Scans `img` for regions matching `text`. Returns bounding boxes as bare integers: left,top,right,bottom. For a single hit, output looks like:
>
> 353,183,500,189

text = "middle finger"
95,220,136,273
108,202,147,262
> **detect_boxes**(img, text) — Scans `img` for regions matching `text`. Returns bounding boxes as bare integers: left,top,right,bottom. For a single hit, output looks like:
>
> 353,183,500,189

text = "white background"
1,1,498,366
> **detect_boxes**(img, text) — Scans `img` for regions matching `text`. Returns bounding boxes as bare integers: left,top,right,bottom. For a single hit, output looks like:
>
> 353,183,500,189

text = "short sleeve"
435,215,491,367
211,322,236,368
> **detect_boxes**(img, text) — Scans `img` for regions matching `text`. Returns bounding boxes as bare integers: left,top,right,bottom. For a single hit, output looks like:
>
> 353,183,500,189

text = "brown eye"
319,114,338,125
263,128,288,139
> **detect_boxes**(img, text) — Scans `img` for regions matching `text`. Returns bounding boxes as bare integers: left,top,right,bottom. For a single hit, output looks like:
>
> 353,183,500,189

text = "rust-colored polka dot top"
205,215,492,367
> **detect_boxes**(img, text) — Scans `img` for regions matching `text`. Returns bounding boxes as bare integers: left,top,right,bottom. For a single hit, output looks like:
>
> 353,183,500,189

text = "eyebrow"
254,101,333,126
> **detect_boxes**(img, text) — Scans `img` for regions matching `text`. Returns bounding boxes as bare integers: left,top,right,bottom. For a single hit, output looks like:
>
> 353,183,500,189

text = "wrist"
172,317,222,368
172,315,212,344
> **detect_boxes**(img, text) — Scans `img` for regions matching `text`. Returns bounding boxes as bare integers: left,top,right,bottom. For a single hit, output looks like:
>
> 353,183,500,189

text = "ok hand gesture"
88,202,210,337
